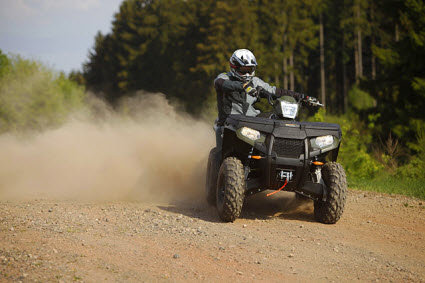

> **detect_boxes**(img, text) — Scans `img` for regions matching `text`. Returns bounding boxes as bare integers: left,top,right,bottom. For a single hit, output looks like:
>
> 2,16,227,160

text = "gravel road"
1,190,424,282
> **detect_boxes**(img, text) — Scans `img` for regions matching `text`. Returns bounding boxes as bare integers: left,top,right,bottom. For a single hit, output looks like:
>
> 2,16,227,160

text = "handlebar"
308,101,324,107
257,87,323,108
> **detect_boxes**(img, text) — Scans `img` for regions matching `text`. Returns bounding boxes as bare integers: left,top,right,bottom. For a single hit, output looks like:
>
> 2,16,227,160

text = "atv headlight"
240,127,260,140
280,101,299,119
236,127,265,146
314,135,334,148
311,135,339,152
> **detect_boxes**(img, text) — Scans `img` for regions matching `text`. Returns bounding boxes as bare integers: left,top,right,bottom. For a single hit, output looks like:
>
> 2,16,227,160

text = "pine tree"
368,0,425,141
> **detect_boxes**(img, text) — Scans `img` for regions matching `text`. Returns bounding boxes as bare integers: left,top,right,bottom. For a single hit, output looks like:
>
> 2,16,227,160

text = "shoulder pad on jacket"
216,72,230,80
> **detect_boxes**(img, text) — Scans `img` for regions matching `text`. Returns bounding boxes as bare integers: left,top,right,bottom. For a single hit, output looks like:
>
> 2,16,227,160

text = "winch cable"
266,179,288,197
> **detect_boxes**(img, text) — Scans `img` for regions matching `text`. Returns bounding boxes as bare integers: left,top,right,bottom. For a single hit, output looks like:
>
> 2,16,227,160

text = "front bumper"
246,135,326,200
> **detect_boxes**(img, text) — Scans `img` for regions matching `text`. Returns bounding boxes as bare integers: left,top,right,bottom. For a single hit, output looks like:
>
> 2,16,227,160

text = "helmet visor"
237,66,255,74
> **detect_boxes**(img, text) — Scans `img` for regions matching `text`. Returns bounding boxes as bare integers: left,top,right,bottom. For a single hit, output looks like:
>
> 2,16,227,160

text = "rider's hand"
304,95,318,105
243,81,258,97
256,85,264,94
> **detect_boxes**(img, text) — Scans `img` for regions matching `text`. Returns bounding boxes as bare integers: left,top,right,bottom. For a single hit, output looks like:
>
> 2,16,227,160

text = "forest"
78,0,424,128
1,0,424,198
77,0,424,191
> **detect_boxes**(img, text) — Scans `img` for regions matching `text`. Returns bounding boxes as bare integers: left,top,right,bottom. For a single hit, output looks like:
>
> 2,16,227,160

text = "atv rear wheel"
205,147,220,206
216,157,245,222
314,162,347,224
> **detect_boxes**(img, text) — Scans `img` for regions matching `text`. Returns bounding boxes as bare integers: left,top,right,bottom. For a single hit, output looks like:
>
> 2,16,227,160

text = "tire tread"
205,148,220,206
314,162,347,224
217,157,245,222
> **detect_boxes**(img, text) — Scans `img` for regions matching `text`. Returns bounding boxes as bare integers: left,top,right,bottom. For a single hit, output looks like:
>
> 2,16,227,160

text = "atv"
206,90,347,224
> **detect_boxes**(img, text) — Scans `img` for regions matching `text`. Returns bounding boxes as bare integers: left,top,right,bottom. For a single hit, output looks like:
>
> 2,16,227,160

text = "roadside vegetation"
0,50,86,134
311,110,425,200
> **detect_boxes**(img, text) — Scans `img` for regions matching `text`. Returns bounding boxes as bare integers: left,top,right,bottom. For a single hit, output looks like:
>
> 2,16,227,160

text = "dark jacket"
214,72,304,124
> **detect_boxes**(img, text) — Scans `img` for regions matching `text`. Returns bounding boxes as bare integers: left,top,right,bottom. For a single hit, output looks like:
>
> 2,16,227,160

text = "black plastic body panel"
226,114,342,139
221,114,341,200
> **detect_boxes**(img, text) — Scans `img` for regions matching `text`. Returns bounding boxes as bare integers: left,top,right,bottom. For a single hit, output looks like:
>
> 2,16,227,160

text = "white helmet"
229,49,257,81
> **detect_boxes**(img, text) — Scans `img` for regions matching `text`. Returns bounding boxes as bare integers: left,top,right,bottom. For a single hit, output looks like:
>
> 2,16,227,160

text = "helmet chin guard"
229,49,257,81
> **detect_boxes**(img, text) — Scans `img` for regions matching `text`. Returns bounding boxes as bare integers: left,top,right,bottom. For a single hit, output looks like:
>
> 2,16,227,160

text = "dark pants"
215,125,224,151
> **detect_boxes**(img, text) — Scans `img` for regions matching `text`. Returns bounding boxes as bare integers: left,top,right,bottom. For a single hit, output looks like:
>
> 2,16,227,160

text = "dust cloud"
0,93,214,203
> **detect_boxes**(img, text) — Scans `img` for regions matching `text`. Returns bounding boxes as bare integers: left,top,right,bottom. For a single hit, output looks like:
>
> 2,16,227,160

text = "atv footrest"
297,181,324,200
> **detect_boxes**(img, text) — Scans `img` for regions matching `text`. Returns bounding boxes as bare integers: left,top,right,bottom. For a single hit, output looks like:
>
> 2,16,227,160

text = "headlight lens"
240,127,261,140
280,101,299,119
311,135,336,151
315,135,334,148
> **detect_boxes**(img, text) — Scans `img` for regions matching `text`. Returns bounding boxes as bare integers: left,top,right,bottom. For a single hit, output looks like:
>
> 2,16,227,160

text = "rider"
214,48,317,150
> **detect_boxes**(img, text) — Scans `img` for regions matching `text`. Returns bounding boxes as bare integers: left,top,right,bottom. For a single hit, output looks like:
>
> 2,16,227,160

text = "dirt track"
1,189,424,282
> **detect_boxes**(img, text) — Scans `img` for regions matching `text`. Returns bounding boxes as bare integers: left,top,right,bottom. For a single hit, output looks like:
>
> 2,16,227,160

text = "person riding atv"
207,49,347,224
214,49,318,151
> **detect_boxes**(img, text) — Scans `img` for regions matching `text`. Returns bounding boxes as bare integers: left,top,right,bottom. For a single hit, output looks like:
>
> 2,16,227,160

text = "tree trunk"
283,34,288,89
354,3,359,84
371,3,376,79
371,34,376,79
273,46,279,85
283,57,288,89
395,24,399,42
357,4,363,78
354,42,359,84
320,13,326,108
274,61,279,86
289,52,294,90
342,34,348,114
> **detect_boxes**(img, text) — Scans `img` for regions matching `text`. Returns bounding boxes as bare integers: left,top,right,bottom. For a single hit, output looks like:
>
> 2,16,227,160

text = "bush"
397,125,425,179
0,51,86,133
348,85,376,111
310,110,424,199
338,119,383,179
311,111,383,179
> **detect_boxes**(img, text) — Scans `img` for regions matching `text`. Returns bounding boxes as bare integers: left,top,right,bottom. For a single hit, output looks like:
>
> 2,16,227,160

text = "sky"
0,0,122,74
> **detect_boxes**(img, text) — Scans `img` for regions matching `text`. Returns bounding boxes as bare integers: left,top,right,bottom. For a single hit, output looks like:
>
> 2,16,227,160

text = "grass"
348,176,425,200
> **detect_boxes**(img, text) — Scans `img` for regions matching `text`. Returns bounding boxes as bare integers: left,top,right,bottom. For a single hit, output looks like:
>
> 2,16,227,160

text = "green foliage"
0,50,11,78
311,107,326,122
256,0,318,88
319,111,424,198
68,70,86,86
348,85,375,110
367,113,380,129
349,175,425,200
0,52,86,133
368,0,425,142
397,159,425,180
397,125,425,179
316,113,383,179
83,0,322,114
339,119,383,179
81,0,424,142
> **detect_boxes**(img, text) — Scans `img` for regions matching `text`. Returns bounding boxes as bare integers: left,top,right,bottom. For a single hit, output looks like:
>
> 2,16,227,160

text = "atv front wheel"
205,147,220,206
216,157,245,222
314,162,347,224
